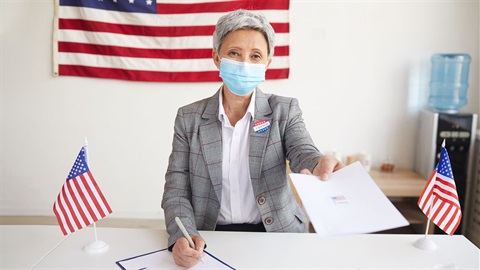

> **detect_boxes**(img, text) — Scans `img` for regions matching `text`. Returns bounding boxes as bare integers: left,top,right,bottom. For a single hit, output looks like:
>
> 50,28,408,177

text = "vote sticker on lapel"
253,120,270,134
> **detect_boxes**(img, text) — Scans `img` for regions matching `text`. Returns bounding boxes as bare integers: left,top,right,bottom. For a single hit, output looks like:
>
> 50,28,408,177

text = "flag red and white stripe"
53,146,112,235
53,0,290,82
417,144,462,235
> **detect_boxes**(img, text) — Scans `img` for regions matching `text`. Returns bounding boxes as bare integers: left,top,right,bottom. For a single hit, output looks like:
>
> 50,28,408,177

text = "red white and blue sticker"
253,120,270,134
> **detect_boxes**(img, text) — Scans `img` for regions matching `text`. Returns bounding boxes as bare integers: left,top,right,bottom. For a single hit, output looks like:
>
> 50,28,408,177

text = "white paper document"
116,248,235,270
290,161,409,236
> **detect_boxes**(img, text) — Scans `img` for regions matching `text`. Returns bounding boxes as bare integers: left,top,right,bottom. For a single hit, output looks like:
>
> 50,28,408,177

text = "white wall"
1,0,479,220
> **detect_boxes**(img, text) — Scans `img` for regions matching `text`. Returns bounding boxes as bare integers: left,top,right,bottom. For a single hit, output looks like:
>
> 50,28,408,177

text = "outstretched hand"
300,155,344,180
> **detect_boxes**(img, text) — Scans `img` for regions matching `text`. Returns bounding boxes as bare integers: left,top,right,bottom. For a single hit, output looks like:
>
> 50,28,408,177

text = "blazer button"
265,217,273,225
257,196,266,205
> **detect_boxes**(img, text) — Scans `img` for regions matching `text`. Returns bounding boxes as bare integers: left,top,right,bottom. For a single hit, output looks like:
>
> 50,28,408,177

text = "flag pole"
84,138,98,242
83,137,110,254
423,202,433,238
414,186,438,250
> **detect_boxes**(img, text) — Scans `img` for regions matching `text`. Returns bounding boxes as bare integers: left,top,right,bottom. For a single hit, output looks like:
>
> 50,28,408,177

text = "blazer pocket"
294,207,308,224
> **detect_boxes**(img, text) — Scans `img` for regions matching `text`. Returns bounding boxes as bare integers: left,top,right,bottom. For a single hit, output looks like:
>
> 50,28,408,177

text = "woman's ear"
265,58,272,70
212,50,221,69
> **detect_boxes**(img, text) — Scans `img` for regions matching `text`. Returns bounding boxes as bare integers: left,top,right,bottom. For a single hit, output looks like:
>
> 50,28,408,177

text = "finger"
334,160,346,171
173,252,199,268
315,156,339,180
300,169,312,175
173,238,202,267
172,240,197,267
315,162,331,181
320,172,331,181
191,235,206,258
180,237,204,260
177,237,197,255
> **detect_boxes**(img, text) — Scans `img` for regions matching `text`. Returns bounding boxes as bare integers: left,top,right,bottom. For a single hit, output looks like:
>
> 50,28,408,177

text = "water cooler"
414,53,477,234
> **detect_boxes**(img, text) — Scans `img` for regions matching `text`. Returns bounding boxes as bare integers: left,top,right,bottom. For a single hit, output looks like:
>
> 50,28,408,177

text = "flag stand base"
84,240,110,254
413,237,437,250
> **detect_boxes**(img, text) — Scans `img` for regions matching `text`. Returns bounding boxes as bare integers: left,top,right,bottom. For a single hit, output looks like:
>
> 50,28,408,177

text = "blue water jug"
428,53,471,113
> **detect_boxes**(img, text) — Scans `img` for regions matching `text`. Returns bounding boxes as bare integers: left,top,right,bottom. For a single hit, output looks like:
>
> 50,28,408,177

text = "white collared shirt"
217,90,262,225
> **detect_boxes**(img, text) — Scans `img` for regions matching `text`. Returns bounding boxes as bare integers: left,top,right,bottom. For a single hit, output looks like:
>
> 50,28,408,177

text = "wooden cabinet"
370,168,433,234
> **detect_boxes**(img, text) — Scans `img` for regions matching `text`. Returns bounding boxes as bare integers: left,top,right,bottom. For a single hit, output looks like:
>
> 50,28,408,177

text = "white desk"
0,225,65,269
1,225,479,269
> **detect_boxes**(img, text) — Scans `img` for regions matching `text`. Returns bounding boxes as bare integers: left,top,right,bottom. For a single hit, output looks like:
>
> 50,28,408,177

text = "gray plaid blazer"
162,88,322,247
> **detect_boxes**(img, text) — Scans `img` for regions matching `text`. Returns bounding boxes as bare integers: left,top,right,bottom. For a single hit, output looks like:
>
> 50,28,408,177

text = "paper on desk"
290,161,409,236
116,248,235,270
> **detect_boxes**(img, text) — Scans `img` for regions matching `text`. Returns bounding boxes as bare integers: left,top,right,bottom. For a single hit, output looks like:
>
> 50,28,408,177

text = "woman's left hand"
300,155,345,180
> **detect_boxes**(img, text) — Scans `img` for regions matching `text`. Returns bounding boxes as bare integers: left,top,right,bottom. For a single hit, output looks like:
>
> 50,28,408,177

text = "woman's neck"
222,87,253,126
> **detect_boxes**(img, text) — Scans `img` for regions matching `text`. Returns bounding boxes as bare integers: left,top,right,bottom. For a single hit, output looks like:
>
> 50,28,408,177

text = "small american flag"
417,142,462,235
53,146,112,235
53,0,290,82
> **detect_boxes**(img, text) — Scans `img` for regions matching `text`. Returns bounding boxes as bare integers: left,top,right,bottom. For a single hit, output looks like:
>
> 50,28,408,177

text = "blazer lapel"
249,89,273,182
198,90,223,201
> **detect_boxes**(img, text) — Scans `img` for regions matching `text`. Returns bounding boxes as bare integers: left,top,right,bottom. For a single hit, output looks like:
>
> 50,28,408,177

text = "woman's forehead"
221,29,268,50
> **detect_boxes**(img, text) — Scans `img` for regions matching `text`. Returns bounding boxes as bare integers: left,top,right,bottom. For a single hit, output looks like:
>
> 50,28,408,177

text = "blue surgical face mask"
219,58,266,96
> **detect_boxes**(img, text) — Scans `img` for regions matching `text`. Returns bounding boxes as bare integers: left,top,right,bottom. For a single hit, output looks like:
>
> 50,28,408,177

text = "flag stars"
67,148,89,179
146,0,153,5
438,148,454,178
129,0,135,4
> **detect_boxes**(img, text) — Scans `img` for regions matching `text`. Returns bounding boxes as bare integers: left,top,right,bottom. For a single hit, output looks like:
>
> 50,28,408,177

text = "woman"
161,9,344,267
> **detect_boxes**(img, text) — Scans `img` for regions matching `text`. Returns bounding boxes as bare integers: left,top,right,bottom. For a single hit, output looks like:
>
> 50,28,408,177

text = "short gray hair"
213,9,275,60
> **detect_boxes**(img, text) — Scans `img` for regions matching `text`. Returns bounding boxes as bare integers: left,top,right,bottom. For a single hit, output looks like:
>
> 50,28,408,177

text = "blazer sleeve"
161,107,201,249
283,97,323,173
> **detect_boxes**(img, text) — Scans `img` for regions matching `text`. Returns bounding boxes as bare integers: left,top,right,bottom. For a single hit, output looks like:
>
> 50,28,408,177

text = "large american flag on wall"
53,0,290,82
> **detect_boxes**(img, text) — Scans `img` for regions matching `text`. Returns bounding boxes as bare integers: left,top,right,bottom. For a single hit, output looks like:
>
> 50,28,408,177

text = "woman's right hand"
172,235,205,268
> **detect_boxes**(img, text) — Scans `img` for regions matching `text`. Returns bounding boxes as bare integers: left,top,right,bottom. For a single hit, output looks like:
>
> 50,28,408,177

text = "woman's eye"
251,54,262,61
228,51,240,57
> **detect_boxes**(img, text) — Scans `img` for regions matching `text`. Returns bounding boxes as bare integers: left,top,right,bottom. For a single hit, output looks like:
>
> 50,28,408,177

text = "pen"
175,217,204,263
